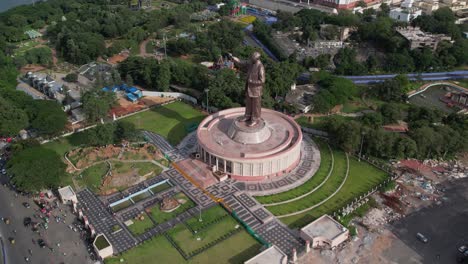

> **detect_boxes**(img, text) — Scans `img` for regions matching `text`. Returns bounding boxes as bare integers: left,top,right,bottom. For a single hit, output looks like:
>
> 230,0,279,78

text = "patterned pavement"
77,189,137,253
163,169,214,208
143,131,185,162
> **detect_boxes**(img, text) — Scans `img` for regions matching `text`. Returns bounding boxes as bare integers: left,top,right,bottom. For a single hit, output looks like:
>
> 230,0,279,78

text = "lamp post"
198,205,203,222
359,131,366,162
204,88,210,113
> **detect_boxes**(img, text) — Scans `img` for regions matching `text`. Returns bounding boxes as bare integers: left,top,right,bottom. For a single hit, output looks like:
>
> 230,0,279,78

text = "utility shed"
300,214,349,249
244,245,288,264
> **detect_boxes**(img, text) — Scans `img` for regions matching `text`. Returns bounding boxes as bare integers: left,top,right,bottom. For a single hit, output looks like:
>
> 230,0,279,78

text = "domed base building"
196,108,303,181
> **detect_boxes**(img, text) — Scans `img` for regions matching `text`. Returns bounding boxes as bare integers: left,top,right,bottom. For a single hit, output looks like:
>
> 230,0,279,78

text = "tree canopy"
7,146,66,192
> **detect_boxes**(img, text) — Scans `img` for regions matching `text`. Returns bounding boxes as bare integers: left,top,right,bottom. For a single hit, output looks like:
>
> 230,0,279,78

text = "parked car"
23,202,30,208
1,168,6,175
23,217,31,227
416,232,428,243
459,245,468,253
38,239,46,248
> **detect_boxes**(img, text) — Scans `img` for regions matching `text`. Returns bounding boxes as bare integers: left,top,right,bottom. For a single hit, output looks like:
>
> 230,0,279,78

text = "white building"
93,234,114,259
300,215,349,249
58,186,78,204
244,245,288,264
390,0,422,22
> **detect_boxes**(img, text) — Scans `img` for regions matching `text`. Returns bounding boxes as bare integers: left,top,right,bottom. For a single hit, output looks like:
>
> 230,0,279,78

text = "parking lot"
0,176,93,264
391,178,468,263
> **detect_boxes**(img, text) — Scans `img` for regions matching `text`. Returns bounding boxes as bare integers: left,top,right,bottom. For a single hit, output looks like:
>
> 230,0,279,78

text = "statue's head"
250,52,261,63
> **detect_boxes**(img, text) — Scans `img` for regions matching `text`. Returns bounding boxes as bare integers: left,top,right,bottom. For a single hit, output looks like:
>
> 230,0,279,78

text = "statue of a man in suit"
229,52,266,127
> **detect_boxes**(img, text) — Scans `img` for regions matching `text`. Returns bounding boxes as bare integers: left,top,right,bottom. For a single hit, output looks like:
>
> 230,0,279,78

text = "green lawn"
281,157,389,228
341,100,369,113
112,161,162,177
105,235,186,264
168,217,239,255
75,162,109,192
105,228,261,264
255,140,331,204
111,200,133,212
265,150,347,216
123,101,206,145
150,182,172,194
127,212,155,236
149,192,195,223
185,205,228,231
42,132,89,157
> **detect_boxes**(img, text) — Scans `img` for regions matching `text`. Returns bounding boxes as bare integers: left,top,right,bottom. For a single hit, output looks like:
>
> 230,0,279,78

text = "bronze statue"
229,52,266,127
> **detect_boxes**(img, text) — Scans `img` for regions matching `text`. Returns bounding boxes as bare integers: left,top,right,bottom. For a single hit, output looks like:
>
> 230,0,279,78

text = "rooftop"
244,245,287,264
301,215,347,241
285,84,318,111
58,186,76,200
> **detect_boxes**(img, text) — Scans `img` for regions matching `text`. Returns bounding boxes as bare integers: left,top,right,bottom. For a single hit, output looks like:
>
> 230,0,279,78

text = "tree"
7,146,66,192
115,121,138,141
0,97,28,136
380,103,404,124
156,60,171,91
64,73,78,82
395,137,418,158
82,88,116,122
334,48,367,75
27,100,67,136
84,124,116,146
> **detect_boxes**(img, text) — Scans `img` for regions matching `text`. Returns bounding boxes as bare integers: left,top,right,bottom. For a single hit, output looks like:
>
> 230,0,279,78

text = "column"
223,160,226,172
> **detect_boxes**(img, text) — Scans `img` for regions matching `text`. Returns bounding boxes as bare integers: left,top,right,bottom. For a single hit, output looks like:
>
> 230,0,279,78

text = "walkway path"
277,153,350,218
263,143,334,206
407,81,468,98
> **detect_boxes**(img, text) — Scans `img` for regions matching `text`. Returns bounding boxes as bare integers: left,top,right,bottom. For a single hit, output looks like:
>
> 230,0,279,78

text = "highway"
298,70,468,84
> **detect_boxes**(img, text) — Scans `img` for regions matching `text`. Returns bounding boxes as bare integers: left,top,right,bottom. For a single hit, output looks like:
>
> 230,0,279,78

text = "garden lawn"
255,140,331,204
185,205,228,231
168,217,239,255
127,213,154,236
281,157,389,228
189,231,261,264
75,163,109,192
42,132,90,157
149,181,171,194
149,192,195,223
265,150,347,216
123,101,206,145
105,235,186,264
111,161,162,177
105,229,260,264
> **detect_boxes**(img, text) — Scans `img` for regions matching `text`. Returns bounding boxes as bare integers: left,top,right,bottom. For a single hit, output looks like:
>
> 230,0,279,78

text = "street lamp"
204,89,210,113
198,205,203,222
358,131,366,162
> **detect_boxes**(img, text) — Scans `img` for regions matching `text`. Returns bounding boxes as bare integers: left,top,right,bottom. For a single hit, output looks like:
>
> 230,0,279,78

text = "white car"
459,245,468,253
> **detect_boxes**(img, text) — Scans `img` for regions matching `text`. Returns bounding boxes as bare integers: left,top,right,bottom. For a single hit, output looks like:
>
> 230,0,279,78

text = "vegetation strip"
263,143,334,206
277,153,349,218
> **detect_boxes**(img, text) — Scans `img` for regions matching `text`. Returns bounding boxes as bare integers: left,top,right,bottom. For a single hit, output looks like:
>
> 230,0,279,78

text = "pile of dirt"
69,145,121,169
101,168,144,195
110,97,147,118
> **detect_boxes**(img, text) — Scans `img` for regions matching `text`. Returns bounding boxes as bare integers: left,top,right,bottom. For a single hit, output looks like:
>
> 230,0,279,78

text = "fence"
142,91,197,105
301,127,329,137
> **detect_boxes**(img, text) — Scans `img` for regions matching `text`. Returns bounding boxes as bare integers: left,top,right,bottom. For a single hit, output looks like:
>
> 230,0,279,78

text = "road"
0,176,93,264
298,70,468,84
391,178,468,264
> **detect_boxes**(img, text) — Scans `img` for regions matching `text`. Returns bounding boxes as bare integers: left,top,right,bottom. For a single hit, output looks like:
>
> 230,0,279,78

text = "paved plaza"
74,130,320,259
77,189,136,253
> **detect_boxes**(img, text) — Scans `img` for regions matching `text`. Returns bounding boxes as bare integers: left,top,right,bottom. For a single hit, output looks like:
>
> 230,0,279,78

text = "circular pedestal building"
197,108,302,181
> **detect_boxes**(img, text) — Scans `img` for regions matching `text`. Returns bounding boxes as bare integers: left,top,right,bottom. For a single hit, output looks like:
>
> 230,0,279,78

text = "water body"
0,0,43,13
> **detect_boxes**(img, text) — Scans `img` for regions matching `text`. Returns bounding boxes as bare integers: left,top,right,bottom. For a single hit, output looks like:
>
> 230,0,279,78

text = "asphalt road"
0,178,93,264
391,178,468,264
